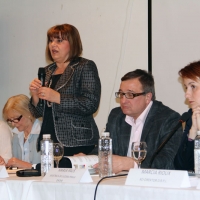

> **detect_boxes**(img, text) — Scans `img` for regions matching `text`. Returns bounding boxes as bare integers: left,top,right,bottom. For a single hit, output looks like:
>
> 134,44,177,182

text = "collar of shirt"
126,101,153,158
125,101,153,126
12,119,41,163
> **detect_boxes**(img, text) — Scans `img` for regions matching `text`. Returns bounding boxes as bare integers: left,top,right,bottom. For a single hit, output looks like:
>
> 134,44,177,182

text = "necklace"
47,66,56,107
24,133,30,140
47,73,62,107
47,78,53,107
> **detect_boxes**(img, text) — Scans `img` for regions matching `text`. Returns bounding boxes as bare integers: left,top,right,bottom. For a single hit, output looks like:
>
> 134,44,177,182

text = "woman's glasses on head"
7,115,23,124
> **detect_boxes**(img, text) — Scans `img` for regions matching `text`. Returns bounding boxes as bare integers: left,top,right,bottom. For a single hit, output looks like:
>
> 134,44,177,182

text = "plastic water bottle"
40,134,54,176
98,132,112,178
194,131,200,174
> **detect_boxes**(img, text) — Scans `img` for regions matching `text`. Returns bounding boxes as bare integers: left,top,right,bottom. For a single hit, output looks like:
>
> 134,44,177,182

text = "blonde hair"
3,94,34,122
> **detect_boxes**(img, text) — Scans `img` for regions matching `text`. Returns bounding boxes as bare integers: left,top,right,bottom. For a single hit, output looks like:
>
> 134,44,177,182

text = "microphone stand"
149,112,190,168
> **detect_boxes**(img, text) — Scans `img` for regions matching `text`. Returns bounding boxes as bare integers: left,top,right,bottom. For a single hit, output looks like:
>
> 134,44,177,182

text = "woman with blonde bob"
3,94,41,169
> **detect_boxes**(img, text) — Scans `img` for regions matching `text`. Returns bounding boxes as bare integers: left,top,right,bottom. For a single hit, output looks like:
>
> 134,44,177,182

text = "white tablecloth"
1,174,200,200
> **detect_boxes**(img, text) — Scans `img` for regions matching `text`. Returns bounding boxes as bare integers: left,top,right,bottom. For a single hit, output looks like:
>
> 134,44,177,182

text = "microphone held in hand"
38,67,46,107
149,112,190,168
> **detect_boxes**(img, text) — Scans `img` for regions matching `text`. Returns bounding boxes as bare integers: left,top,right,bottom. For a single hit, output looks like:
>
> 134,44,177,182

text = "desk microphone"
149,112,190,168
38,67,46,107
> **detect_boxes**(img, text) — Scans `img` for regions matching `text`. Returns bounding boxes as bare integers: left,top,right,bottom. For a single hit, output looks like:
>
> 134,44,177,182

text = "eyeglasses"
7,115,23,124
115,92,146,99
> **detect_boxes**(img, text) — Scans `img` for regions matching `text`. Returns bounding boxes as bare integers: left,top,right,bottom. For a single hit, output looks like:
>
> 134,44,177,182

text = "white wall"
1,0,199,132
0,0,148,132
152,0,200,115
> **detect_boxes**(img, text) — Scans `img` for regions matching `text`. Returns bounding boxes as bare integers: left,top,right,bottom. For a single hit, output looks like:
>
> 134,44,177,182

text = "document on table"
66,155,98,169
66,155,98,174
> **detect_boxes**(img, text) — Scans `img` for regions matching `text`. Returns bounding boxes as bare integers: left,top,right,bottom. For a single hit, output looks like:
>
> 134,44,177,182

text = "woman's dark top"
174,109,194,171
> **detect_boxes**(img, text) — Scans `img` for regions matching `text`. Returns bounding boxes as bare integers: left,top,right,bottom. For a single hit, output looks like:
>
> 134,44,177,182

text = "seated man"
105,69,182,174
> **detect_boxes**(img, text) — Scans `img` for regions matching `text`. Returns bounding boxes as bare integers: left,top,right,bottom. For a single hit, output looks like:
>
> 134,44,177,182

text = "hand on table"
73,153,86,156
6,157,32,169
112,155,135,174
0,156,5,165
93,155,135,174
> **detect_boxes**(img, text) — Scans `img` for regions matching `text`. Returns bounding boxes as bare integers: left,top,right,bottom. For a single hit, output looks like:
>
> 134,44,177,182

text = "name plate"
0,166,9,178
125,169,190,188
42,168,93,183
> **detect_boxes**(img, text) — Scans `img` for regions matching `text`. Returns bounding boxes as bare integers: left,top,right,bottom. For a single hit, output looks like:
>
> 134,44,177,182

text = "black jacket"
174,109,194,171
106,101,182,169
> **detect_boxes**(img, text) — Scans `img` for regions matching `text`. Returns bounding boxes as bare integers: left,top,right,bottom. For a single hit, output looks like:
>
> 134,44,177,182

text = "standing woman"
29,24,101,156
174,60,200,171
3,94,41,169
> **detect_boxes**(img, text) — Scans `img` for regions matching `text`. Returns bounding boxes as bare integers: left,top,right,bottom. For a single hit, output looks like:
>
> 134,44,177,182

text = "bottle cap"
101,132,110,137
197,131,200,136
43,134,51,139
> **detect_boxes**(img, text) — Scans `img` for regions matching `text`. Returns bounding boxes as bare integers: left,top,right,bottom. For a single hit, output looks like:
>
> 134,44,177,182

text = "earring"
28,116,33,122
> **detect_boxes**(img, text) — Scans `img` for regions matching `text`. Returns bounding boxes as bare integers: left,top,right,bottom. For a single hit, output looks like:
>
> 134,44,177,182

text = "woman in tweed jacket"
29,24,101,156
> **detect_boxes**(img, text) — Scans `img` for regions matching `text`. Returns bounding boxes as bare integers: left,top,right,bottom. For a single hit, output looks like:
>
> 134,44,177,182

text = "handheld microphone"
38,67,46,107
149,112,190,168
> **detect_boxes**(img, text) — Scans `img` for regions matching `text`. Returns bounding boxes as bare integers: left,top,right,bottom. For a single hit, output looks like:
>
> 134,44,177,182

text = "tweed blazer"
29,57,101,147
106,100,182,169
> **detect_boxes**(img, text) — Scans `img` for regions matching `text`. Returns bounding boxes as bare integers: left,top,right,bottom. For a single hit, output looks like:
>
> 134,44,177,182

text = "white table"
1,173,200,200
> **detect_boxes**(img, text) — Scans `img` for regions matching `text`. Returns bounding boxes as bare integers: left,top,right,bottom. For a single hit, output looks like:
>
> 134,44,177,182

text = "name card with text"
0,166,9,178
125,169,190,188
42,168,93,183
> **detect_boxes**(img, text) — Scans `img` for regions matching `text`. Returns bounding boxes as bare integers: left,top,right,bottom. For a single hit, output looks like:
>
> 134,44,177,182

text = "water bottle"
98,132,112,178
40,134,54,176
194,131,200,174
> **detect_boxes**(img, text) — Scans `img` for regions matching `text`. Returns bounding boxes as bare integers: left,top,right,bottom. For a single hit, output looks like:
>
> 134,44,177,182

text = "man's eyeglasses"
7,115,23,124
115,92,146,99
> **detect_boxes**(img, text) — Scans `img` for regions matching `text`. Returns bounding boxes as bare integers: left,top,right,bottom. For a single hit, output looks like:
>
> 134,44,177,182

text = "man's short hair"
121,69,156,100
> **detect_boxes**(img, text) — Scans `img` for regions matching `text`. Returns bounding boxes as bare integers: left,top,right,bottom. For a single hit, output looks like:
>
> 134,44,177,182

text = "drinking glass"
131,142,147,169
53,143,64,168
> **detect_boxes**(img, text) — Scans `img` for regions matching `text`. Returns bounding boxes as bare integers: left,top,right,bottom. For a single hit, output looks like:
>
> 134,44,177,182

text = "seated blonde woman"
3,94,41,169
0,120,12,165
